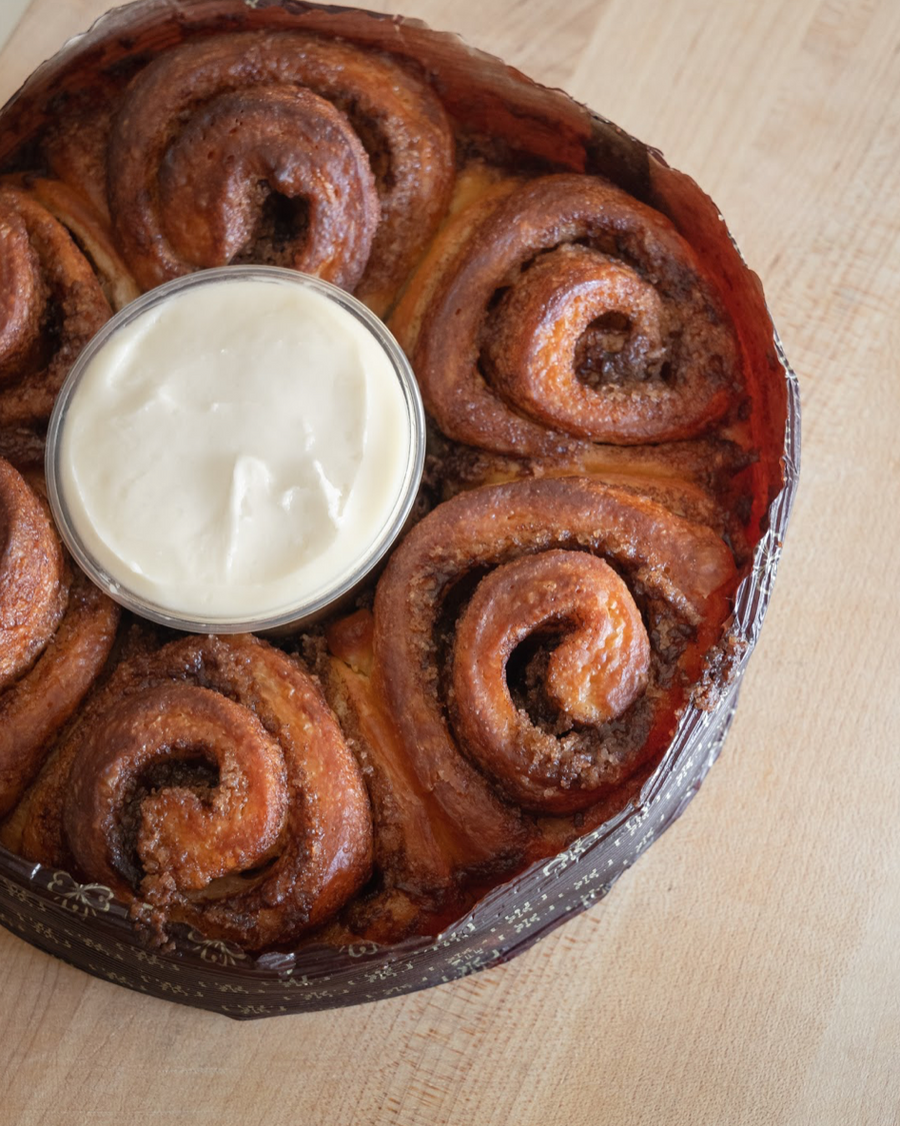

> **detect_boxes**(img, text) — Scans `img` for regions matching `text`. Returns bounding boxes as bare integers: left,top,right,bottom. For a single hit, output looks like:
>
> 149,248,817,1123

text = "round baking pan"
0,0,799,1019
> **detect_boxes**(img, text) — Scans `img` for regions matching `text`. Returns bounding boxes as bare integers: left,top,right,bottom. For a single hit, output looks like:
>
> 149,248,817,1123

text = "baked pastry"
320,476,736,937
0,1,795,1002
0,183,120,427
390,173,736,453
0,456,119,818
42,30,455,318
9,632,372,950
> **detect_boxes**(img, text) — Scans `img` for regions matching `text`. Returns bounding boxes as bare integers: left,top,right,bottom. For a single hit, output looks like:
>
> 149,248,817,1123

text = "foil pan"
0,0,800,1019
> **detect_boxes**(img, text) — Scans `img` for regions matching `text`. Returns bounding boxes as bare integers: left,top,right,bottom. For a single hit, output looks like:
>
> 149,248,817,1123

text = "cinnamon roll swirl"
0,458,119,817
326,477,736,905
390,174,737,452
107,32,455,313
0,185,113,426
14,633,373,950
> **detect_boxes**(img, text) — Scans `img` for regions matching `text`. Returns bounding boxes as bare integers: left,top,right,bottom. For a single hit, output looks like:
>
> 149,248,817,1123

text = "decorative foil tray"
0,0,799,1018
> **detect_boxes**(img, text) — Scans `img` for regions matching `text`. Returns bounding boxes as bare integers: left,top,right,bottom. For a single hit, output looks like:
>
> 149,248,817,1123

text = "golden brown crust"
362,477,735,889
3,176,139,312
0,185,112,426
391,173,737,452
449,550,651,812
0,457,66,693
0,458,120,817
324,611,458,896
106,31,456,314
428,431,755,542
16,633,373,951
321,597,658,942
41,98,116,223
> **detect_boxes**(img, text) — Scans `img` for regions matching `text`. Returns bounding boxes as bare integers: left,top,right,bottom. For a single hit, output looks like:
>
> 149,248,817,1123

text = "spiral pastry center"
373,476,736,850
485,245,671,439
393,173,736,452
34,634,373,950
451,550,651,810
108,32,455,310
64,683,290,897
155,85,379,290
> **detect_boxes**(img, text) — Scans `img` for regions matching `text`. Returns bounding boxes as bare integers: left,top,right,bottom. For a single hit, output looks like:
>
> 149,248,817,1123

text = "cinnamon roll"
0,457,119,817
13,633,373,950
390,173,738,453
107,32,456,314
0,185,113,426
325,477,736,909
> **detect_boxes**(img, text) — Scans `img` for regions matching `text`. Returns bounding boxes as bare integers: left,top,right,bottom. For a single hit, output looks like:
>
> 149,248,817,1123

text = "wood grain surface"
1,2,898,1124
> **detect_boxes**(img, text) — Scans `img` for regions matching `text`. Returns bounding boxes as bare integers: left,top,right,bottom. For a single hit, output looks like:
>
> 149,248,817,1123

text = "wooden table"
2,2,897,1123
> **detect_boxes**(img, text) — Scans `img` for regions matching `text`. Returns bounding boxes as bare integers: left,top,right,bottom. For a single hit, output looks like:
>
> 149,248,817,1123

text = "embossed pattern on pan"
0,0,799,1018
